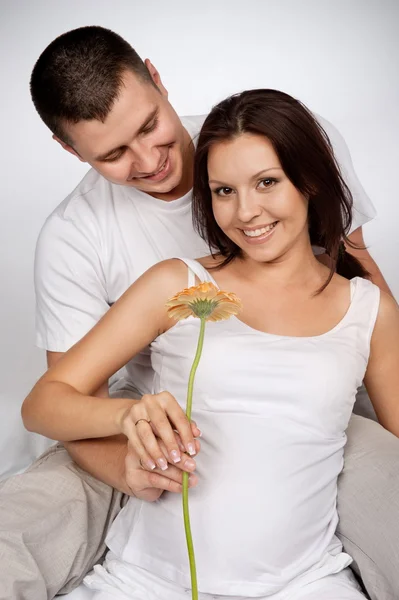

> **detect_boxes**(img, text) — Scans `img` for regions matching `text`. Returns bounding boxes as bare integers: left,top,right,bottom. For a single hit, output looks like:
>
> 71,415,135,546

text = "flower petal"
166,281,242,322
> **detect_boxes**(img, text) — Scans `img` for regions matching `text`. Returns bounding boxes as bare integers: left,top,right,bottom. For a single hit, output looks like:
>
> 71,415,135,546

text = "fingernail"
170,450,181,463
185,458,196,471
158,458,168,471
147,459,156,470
187,443,196,456
196,429,202,438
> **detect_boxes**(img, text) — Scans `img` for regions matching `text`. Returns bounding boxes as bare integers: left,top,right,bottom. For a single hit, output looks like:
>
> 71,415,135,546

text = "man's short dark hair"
30,25,154,144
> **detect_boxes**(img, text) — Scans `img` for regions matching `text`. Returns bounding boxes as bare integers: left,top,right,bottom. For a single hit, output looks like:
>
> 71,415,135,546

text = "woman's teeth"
243,222,277,237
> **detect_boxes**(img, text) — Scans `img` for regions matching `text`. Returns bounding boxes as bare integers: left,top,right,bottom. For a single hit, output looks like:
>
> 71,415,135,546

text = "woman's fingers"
121,415,166,471
144,392,197,460
124,445,198,502
190,420,202,438
158,439,197,473
120,391,200,468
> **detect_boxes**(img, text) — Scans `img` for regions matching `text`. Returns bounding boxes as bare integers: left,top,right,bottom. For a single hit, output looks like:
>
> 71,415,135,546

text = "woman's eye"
214,187,233,197
258,178,275,189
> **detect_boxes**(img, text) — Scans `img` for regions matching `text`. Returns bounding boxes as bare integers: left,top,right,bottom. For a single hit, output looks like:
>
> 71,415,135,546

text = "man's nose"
130,143,161,176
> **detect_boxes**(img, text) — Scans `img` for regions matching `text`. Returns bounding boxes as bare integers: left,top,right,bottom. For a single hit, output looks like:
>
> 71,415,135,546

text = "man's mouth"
134,156,170,183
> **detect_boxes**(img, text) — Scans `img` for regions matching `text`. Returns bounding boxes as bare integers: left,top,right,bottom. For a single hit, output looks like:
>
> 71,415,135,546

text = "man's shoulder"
38,168,123,246
51,168,114,222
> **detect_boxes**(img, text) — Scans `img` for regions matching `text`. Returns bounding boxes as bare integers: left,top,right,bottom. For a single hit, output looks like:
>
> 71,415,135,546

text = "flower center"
189,298,219,319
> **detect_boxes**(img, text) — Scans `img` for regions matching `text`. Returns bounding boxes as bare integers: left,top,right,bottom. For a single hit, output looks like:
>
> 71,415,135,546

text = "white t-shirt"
35,113,376,393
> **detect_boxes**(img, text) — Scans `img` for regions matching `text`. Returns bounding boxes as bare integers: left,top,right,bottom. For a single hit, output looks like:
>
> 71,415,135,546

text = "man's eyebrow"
94,107,159,161
208,167,282,185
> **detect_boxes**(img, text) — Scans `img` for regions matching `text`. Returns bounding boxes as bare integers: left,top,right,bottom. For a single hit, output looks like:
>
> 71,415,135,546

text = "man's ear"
144,59,168,97
52,135,86,163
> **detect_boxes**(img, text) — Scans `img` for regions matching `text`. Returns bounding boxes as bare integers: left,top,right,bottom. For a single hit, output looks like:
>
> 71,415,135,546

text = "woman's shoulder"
373,289,398,330
141,258,191,290
139,255,218,295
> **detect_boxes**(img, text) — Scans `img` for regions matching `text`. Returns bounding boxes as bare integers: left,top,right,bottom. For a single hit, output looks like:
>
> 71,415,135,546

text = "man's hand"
124,438,200,502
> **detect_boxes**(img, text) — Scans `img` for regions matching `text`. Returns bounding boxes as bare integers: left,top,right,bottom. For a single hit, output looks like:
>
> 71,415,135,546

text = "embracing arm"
365,292,399,436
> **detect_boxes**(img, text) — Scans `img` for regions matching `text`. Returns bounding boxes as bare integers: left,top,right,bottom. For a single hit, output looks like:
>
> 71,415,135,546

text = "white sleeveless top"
107,258,380,597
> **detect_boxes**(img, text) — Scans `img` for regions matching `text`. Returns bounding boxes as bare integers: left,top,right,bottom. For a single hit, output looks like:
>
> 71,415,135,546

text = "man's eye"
104,150,125,162
258,178,276,189
214,187,234,197
142,117,159,135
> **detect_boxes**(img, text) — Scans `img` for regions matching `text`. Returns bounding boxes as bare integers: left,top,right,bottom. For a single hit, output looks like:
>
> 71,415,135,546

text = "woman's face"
208,133,310,264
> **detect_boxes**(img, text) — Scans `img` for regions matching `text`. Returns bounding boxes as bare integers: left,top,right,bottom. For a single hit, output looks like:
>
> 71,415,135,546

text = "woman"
22,89,399,599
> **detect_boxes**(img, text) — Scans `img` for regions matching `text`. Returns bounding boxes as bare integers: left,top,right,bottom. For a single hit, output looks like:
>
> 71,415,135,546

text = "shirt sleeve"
316,115,377,233
34,211,109,352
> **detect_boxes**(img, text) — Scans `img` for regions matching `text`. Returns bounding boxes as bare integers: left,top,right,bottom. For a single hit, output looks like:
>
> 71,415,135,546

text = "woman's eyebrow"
209,167,281,185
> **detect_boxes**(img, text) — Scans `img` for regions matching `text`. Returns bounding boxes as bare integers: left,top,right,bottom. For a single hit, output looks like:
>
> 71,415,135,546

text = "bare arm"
47,351,133,493
365,291,399,436
51,351,198,498
22,261,181,441
31,265,199,498
345,227,393,296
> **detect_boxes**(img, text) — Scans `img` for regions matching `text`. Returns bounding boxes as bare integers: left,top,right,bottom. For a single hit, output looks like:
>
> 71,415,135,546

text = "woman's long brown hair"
192,89,369,290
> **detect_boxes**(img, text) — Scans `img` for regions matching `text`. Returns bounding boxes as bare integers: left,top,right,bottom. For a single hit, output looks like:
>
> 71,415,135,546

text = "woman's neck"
226,240,330,292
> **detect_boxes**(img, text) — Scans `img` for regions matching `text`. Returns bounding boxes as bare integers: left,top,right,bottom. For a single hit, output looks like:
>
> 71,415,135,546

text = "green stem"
183,317,206,600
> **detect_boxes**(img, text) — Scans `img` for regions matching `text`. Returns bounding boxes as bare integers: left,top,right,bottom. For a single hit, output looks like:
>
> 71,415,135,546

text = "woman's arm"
22,259,187,442
364,291,399,436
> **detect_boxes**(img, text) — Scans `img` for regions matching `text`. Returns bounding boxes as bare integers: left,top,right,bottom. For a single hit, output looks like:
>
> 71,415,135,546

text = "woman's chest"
152,320,366,437
228,287,349,337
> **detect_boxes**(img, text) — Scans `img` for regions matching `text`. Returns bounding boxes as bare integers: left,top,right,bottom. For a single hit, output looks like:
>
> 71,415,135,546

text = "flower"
166,281,242,322
165,280,242,600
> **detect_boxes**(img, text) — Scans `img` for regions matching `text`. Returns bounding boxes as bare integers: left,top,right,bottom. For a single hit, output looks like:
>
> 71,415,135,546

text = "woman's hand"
116,391,201,472
124,437,200,502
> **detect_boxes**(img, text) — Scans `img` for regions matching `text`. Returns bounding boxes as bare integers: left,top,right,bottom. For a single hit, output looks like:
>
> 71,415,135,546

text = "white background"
0,0,398,477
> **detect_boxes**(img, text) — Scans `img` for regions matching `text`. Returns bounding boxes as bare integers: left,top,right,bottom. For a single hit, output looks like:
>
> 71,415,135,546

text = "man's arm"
47,352,198,500
345,227,393,297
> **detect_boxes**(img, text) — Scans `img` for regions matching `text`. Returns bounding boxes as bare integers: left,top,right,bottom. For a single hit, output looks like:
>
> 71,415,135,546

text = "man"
0,25,397,600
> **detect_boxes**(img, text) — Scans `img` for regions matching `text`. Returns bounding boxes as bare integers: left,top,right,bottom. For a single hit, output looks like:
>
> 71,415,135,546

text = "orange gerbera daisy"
165,280,242,600
166,281,242,322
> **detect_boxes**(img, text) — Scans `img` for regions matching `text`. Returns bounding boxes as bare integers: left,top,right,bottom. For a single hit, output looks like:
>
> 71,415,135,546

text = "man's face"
61,68,192,200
